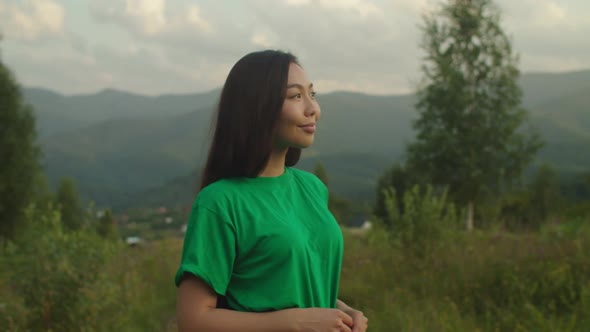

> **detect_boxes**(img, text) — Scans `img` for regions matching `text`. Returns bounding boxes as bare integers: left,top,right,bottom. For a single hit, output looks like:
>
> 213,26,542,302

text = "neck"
259,147,288,177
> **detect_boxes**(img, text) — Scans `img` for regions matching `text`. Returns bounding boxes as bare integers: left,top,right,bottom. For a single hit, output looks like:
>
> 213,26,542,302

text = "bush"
0,204,124,331
0,203,180,331
378,184,461,255
339,218,590,331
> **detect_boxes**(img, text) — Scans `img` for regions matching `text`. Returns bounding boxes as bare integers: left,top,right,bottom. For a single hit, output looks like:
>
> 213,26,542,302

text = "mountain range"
23,69,590,210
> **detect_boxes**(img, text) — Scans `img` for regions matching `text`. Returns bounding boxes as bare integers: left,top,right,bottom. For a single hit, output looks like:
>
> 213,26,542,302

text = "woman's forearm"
177,277,304,332
178,307,301,332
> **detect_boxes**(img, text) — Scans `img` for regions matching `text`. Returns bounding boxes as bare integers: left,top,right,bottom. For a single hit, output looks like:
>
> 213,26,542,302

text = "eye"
290,93,302,99
310,91,317,98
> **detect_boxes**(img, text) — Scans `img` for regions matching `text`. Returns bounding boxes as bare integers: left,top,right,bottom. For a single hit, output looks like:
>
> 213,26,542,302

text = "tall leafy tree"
407,0,542,231
56,178,85,231
0,42,41,240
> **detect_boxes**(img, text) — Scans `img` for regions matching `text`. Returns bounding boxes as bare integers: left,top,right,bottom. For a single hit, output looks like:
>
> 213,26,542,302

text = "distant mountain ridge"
24,87,222,137
24,69,590,209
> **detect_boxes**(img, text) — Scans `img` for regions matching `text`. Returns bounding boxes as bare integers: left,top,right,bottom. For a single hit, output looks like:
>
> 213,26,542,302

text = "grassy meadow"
2,206,589,331
339,221,590,331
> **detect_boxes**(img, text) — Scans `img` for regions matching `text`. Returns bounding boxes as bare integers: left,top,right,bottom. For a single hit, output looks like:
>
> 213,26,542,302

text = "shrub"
379,184,461,255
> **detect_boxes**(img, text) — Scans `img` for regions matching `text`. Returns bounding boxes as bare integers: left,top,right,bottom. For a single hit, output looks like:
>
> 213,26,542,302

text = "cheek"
273,112,295,144
280,104,300,123
275,118,297,141
274,112,304,145
277,105,301,130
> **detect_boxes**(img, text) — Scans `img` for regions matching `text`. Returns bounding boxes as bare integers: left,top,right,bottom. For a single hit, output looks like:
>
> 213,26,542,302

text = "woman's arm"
177,276,353,332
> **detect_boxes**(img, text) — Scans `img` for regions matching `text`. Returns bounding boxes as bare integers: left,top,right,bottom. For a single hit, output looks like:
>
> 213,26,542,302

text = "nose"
304,97,320,118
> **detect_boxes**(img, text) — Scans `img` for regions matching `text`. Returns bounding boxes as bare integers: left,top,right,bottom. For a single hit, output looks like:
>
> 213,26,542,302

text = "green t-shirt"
174,167,344,312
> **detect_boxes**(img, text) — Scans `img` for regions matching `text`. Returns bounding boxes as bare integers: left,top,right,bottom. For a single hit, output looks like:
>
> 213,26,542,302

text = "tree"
407,0,542,231
0,43,41,240
56,178,85,231
96,208,118,240
313,162,330,188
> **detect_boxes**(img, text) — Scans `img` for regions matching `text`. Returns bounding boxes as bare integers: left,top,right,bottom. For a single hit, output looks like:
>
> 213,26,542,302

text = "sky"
0,0,588,96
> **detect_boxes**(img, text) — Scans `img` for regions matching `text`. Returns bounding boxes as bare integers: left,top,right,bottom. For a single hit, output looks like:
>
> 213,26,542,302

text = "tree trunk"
466,201,474,232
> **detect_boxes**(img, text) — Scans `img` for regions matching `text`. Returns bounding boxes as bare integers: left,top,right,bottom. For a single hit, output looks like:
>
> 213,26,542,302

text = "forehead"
287,63,311,84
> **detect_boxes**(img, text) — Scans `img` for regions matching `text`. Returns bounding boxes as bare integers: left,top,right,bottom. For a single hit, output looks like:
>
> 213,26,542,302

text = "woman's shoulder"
290,167,328,193
193,178,243,210
290,167,316,181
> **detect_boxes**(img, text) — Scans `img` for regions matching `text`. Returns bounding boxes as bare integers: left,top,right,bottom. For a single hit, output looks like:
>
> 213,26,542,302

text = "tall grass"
2,203,589,331
339,220,590,331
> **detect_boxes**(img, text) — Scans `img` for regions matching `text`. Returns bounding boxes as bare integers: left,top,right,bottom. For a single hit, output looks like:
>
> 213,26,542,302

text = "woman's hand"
341,308,368,332
292,308,353,332
335,300,368,332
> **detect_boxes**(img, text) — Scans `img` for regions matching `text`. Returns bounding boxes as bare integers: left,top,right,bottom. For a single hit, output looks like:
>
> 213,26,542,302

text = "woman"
175,50,368,332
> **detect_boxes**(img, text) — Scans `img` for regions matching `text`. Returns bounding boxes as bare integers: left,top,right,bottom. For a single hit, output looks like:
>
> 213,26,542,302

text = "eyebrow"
287,83,314,89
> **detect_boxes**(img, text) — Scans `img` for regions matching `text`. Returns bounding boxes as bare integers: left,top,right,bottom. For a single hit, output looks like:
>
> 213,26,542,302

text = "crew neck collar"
243,167,291,186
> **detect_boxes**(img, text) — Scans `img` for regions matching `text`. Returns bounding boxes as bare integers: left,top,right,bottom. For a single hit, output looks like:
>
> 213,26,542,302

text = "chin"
292,139,314,149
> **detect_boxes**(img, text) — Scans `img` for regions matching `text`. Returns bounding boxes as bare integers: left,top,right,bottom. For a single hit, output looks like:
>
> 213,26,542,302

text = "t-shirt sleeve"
174,203,236,295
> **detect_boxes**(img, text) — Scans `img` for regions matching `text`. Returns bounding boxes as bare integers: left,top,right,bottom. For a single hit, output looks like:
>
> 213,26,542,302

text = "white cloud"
91,0,212,37
503,0,574,30
395,0,434,13
285,0,310,6
498,0,589,72
322,0,383,18
531,1,567,28
315,78,412,95
246,0,422,93
2,0,589,96
522,54,589,73
501,0,570,29
284,0,383,19
0,0,65,40
187,5,211,31
251,32,273,48
124,0,167,35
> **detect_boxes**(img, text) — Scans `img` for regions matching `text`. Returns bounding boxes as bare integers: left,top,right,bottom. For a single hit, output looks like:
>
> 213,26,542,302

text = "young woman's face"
273,63,321,149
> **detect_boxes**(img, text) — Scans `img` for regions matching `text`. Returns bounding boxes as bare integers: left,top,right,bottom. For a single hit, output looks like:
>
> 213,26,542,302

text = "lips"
299,123,316,134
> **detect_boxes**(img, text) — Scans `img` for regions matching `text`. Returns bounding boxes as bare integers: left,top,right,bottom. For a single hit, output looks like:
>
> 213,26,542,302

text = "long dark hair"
199,50,302,190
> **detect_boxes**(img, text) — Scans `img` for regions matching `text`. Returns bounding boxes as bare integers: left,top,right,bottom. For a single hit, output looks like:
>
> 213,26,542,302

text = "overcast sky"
0,0,588,96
